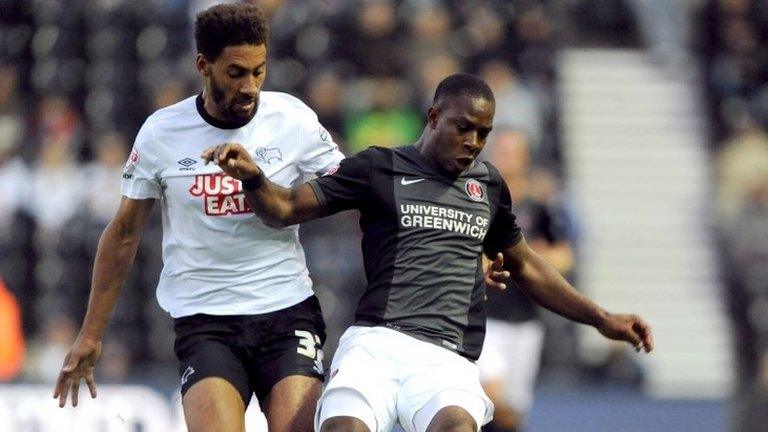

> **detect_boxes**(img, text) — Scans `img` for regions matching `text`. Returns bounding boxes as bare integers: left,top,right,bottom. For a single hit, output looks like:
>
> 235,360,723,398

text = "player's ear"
196,54,211,76
427,106,439,129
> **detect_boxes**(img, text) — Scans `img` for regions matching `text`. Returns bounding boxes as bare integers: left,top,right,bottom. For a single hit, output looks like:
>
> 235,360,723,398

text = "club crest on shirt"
465,179,484,202
189,173,252,216
181,366,195,385
254,147,283,165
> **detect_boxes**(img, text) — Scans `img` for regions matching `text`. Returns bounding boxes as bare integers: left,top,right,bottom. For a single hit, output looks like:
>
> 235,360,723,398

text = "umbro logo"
178,158,197,171
401,177,425,186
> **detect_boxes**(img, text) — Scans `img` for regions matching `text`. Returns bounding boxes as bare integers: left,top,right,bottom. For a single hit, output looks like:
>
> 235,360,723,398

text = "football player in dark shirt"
202,73,653,432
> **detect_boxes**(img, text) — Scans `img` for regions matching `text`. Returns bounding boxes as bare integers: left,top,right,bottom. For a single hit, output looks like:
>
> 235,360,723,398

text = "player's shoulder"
144,95,198,127
479,161,505,186
259,91,317,118
354,145,394,163
334,146,390,172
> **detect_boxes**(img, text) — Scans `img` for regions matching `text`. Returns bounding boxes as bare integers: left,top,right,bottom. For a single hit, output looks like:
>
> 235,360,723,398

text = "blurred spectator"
699,0,768,143
0,276,25,381
305,68,345,139
715,123,768,226
405,1,454,65
335,0,407,78
99,340,132,383
702,5,768,429
150,80,189,112
22,314,76,383
83,132,128,223
479,129,575,432
344,77,421,153
570,0,640,47
479,60,543,151
414,52,462,107
0,64,28,230
26,94,85,232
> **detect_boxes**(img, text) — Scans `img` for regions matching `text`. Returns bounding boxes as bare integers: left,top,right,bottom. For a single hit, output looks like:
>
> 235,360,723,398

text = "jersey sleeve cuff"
307,180,329,216
121,183,161,200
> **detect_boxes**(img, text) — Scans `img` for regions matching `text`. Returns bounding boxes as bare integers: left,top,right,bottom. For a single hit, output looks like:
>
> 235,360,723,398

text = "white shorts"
315,326,493,432
476,319,545,413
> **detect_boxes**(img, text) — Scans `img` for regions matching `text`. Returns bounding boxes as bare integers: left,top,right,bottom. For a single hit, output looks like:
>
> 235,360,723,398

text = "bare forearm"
79,222,141,340
242,174,322,227
510,248,607,328
241,173,299,227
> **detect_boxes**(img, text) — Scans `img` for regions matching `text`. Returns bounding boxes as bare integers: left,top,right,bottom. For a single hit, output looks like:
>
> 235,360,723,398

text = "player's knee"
425,406,477,432
320,416,371,432
182,378,246,432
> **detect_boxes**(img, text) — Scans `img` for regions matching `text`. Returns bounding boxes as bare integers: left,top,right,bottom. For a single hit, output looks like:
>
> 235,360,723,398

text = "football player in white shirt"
53,4,342,432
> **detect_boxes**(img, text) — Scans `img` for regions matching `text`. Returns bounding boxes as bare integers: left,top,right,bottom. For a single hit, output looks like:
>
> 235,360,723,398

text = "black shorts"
173,295,326,405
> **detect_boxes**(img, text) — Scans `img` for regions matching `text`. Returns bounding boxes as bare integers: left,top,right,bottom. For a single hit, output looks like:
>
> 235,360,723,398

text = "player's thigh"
252,296,327,401
398,346,492,432
174,334,252,407
316,327,401,432
183,377,246,432
262,374,322,432
317,388,376,432
412,390,486,432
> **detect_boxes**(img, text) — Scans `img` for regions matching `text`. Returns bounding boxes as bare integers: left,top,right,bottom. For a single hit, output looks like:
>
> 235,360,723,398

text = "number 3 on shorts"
295,330,321,359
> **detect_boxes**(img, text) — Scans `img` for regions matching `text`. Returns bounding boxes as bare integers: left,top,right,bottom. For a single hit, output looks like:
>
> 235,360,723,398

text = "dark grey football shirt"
308,145,522,360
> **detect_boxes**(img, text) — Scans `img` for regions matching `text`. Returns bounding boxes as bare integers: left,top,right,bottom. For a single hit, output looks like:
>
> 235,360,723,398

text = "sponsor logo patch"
189,174,252,216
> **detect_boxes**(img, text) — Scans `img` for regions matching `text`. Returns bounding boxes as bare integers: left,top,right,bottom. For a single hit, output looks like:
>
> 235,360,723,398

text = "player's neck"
414,136,459,180
201,90,226,122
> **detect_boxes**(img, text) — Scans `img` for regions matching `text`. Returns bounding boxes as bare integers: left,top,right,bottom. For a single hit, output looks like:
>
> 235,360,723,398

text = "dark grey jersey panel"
309,145,522,360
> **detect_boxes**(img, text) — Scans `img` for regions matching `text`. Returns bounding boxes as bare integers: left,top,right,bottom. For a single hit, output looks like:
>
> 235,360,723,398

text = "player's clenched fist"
201,143,262,182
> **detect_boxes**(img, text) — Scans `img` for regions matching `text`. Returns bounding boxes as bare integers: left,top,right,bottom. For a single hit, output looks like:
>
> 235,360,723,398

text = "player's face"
198,44,267,126
428,95,494,176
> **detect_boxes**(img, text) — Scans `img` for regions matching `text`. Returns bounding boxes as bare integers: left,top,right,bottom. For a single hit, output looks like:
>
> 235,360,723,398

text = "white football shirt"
121,92,344,318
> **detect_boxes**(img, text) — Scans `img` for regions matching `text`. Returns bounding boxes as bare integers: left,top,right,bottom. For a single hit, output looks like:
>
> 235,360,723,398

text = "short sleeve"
307,149,373,216
483,164,523,255
297,110,345,176
121,121,162,199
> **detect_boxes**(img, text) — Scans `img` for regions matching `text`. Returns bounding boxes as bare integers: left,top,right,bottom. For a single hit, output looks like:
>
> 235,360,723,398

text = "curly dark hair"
432,73,495,107
195,3,269,61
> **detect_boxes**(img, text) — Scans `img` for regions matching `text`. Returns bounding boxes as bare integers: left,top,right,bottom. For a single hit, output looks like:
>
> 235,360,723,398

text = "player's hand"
53,336,102,407
484,252,510,291
597,313,654,353
201,143,261,181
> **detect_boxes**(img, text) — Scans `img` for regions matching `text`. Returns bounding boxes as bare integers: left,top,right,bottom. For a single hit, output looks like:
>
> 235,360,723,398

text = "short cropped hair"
195,3,269,61
432,73,495,107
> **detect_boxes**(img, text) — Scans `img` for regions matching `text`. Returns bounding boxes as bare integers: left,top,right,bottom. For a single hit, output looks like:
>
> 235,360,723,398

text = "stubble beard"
209,75,257,126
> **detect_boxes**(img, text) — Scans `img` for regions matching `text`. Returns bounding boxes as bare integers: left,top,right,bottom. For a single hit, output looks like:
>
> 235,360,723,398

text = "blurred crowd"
0,0,566,387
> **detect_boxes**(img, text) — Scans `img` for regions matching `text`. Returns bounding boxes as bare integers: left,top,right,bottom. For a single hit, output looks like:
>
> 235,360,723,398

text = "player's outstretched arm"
53,197,155,407
501,238,654,353
202,143,323,227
